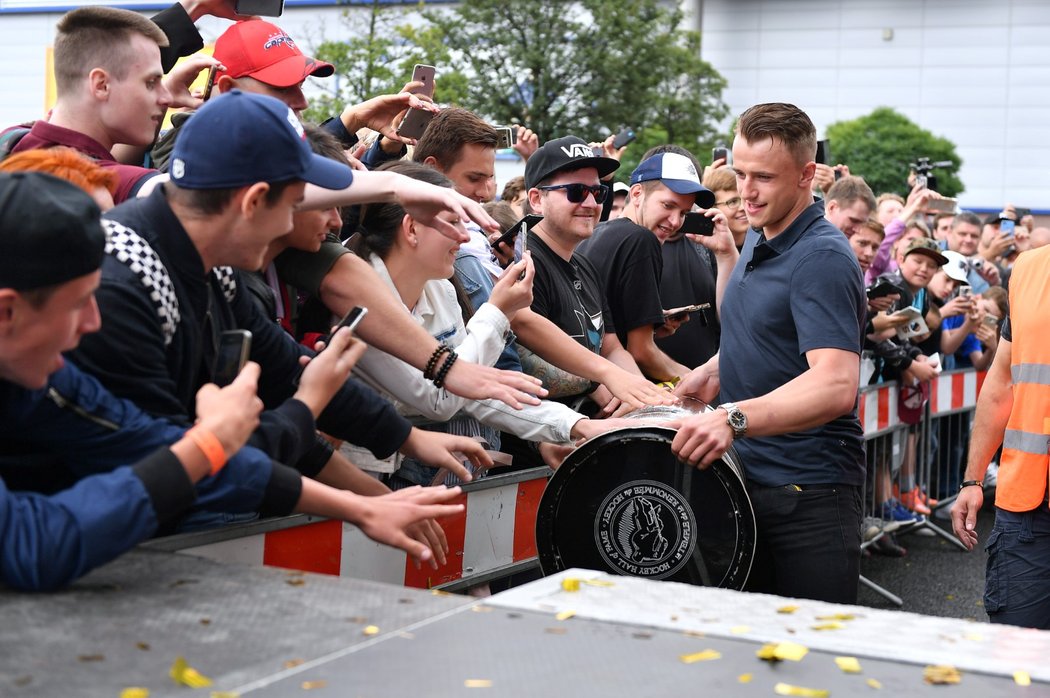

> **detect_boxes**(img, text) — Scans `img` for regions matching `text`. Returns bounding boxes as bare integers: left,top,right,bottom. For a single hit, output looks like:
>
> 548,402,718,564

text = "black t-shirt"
577,218,665,349
655,235,721,369
528,231,609,354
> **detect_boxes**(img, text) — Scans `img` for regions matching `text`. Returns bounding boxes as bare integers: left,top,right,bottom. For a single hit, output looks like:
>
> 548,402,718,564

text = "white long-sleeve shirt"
345,255,583,475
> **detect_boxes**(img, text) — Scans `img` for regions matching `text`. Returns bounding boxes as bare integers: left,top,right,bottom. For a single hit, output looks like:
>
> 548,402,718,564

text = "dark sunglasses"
537,183,609,204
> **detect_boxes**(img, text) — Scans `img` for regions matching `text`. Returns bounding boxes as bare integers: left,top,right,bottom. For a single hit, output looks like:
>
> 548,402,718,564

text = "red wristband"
187,427,227,476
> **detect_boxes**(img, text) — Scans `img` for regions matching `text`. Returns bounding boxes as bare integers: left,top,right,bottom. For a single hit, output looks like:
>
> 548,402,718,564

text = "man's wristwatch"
718,402,748,439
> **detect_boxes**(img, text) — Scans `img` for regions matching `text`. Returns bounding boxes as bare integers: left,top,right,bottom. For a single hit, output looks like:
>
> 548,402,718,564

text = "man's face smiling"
631,183,695,242
532,167,602,246
949,222,981,256
732,133,814,237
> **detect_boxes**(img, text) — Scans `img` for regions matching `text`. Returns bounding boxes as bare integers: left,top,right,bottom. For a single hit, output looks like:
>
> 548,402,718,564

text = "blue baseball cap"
630,152,715,208
170,90,353,191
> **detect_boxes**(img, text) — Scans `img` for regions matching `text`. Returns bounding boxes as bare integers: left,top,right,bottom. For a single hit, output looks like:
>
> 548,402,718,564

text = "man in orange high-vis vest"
952,244,1050,629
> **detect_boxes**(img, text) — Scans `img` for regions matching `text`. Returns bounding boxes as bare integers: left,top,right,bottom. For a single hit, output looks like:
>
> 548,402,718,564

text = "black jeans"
744,483,863,604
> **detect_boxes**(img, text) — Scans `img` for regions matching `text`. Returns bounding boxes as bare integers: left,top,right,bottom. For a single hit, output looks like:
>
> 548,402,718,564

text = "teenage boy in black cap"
578,151,726,381
68,91,491,528
0,172,464,589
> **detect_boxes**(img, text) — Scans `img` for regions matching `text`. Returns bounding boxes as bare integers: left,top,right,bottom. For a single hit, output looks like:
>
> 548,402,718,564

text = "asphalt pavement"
857,495,994,621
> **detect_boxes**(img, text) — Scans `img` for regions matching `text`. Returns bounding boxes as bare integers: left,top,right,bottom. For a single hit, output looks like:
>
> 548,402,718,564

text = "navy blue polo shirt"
720,201,866,487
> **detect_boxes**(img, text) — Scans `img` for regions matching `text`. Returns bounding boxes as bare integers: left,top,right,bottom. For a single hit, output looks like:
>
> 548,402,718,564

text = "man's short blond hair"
54,7,168,94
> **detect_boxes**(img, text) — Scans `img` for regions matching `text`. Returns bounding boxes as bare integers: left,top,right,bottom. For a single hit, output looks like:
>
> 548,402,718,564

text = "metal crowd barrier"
858,369,984,606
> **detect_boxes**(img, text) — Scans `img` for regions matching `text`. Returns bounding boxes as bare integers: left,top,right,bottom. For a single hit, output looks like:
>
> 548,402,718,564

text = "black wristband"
424,343,450,380
433,350,459,389
959,480,983,491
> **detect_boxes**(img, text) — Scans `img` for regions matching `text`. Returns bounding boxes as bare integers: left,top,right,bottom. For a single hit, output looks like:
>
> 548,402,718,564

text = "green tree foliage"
303,0,470,125
304,0,728,168
425,0,728,157
825,107,964,198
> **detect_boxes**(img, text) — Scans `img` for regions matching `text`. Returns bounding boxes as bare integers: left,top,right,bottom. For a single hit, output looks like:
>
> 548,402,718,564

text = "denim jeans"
744,482,863,603
985,506,1050,630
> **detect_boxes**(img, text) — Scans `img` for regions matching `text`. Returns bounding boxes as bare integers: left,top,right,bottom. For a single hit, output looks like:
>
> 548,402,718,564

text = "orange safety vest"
996,246,1050,511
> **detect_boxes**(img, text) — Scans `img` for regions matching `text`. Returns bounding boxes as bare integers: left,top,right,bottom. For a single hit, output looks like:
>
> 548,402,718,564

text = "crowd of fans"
0,1,1037,626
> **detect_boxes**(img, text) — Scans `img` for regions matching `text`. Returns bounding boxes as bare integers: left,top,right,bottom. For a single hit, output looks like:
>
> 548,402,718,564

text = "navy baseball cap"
630,152,715,208
170,90,353,191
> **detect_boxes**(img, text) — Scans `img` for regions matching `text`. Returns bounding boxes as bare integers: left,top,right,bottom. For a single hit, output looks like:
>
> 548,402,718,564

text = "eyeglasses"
715,196,742,209
537,183,609,204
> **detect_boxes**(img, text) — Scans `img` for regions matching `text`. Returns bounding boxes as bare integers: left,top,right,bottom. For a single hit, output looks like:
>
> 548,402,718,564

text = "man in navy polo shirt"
669,103,867,604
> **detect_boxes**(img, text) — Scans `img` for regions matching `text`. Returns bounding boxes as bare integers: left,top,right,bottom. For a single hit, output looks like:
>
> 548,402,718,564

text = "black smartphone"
397,108,436,140
712,145,731,166
212,330,251,387
815,139,830,165
334,306,368,334
490,213,543,253
235,0,284,16
679,211,715,236
411,64,436,98
866,280,901,299
318,306,368,351
612,127,636,150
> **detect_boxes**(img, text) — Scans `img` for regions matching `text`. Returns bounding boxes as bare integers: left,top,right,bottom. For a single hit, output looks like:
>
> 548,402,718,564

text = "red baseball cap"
214,20,334,88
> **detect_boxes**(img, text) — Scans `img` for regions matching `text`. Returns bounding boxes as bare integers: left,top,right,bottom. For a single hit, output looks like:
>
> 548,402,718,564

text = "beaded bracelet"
186,426,227,476
424,342,451,380
433,349,459,389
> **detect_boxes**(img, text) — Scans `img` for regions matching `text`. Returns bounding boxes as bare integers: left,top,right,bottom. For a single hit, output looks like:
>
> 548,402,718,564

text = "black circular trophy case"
536,403,756,589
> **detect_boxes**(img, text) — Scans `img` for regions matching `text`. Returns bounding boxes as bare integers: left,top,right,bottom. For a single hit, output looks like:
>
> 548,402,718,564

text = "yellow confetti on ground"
816,613,855,621
465,679,493,688
555,610,576,621
946,594,955,601
285,579,305,587
738,674,753,684
210,692,240,698
120,688,149,698
301,680,327,690
170,657,213,689
964,632,984,642
583,579,615,587
835,656,862,674
283,659,305,669
866,678,882,689
561,578,581,592
362,625,380,636
431,589,452,596
1014,671,1032,686
680,649,722,664
923,665,961,685
773,682,830,697
756,642,809,662
730,625,750,634
811,622,845,631
777,605,800,614
135,642,150,651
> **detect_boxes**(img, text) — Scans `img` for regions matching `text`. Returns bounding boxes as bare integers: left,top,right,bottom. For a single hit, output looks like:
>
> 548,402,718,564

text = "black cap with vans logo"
524,136,620,190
